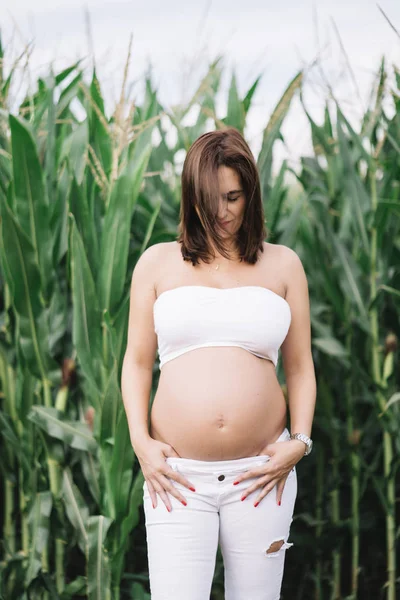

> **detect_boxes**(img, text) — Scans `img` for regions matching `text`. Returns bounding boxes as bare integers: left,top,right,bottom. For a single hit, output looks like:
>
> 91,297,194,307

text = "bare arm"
120,245,158,451
120,243,195,510
280,247,317,446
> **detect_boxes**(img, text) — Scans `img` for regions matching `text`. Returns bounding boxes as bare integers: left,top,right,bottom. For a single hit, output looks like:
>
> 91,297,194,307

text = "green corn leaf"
57,71,83,117
108,407,135,519
81,450,101,505
60,576,87,599
68,214,103,396
118,469,145,554
9,114,53,299
89,69,112,180
0,412,31,471
25,491,52,587
242,74,262,116
0,190,58,380
381,392,400,414
62,468,89,553
265,159,288,238
313,337,350,360
258,70,303,186
69,175,99,278
86,516,113,600
99,360,121,445
225,71,245,132
28,406,97,453
336,114,370,252
328,228,369,323
97,146,152,314
62,120,89,184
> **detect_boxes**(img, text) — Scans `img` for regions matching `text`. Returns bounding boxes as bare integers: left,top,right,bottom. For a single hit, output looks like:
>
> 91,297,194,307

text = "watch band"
290,432,313,455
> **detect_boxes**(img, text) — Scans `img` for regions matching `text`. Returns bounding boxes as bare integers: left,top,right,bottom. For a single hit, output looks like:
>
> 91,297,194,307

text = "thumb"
161,442,181,458
264,443,277,456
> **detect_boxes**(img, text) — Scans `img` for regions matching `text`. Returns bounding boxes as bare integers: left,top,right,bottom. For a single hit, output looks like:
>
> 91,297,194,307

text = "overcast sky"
2,0,400,173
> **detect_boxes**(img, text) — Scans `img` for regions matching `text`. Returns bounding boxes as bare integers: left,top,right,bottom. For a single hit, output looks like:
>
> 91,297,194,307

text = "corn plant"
0,43,157,597
0,27,398,600
278,59,400,599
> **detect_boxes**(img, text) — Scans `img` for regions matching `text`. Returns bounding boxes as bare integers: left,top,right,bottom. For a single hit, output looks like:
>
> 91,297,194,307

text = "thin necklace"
211,257,238,271
209,252,239,271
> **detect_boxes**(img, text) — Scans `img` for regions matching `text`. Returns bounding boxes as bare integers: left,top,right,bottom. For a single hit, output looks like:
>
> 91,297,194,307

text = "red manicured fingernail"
241,495,246,501
189,487,196,492
254,501,259,507
181,500,187,506
152,503,155,509
278,500,281,506
166,506,171,512
233,481,239,485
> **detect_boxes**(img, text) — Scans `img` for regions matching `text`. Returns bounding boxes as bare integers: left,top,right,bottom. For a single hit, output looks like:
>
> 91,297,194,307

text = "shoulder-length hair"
177,127,267,266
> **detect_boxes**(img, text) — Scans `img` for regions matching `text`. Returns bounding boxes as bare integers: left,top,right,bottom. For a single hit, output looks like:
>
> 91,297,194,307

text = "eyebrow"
226,189,243,194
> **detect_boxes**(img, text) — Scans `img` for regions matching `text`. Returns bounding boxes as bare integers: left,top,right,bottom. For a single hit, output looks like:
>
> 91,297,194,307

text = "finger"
240,474,274,499
146,480,158,509
163,468,196,492
149,478,175,512
233,465,273,485
253,478,281,507
158,488,173,512
147,476,173,507
275,475,288,506
158,474,190,507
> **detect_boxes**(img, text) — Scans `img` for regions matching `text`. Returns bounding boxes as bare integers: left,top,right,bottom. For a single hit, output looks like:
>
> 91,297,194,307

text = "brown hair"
177,127,267,266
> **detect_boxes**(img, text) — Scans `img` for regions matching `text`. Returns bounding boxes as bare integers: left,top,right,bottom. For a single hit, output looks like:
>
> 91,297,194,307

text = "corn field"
0,31,399,600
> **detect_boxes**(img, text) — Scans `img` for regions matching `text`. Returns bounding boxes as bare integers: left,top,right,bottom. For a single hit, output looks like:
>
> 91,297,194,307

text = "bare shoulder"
276,244,303,268
133,241,170,277
124,242,177,363
264,242,303,267
129,243,158,300
263,241,299,262
263,242,307,293
132,241,177,295
135,241,167,265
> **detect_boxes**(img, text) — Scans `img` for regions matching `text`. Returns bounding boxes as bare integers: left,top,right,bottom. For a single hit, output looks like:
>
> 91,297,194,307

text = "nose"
218,197,228,220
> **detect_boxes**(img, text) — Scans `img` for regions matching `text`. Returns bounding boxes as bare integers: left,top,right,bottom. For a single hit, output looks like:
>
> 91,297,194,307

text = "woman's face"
215,165,246,237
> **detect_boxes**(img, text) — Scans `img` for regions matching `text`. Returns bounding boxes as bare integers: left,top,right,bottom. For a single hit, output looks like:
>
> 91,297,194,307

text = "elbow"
283,353,315,380
122,348,155,373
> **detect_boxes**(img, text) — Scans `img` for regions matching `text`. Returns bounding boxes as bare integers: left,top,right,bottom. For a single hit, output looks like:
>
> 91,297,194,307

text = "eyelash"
227,196,240,202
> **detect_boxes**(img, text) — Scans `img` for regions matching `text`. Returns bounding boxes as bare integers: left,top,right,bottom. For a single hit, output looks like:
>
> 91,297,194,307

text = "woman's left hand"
232,440,306,507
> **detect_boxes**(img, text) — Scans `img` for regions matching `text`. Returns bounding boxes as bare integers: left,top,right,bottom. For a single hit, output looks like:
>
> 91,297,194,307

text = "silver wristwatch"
290,433,313,456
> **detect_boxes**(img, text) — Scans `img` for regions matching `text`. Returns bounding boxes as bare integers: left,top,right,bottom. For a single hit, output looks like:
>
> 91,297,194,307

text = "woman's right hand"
135,437,196,511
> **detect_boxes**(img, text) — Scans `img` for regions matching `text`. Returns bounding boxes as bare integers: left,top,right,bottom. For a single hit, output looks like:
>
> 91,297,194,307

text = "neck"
207,238,240,264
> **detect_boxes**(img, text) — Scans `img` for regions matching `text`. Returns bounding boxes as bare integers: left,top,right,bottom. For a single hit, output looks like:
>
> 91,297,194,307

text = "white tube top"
153,285,291,370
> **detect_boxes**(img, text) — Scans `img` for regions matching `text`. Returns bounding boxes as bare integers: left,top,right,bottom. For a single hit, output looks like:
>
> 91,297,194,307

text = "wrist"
131,432,152,453
290,439,307,455
289,432,313,456
290,439,306,448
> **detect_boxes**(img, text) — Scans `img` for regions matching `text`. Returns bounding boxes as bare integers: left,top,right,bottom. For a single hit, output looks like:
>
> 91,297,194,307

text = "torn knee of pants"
264,537,293,557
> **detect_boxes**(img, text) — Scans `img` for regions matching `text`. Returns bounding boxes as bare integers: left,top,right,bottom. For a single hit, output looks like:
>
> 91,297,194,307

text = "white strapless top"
153,285,291,370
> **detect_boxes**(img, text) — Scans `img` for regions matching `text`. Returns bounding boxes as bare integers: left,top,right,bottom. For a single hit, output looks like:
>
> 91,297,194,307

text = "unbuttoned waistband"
165,427,291,475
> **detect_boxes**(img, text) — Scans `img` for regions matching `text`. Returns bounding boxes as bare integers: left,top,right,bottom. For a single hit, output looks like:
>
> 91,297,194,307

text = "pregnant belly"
150,347,288,460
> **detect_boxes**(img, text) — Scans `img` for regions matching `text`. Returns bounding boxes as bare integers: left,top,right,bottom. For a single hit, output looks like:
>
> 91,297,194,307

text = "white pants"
143,427,297,600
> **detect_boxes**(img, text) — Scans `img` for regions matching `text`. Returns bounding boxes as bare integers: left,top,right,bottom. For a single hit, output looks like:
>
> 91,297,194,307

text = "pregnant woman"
121,127,316,600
